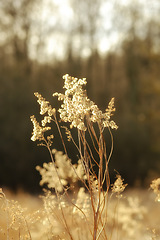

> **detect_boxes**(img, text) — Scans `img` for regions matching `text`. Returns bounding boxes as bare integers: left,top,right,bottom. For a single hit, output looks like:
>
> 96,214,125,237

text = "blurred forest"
0,0,160,193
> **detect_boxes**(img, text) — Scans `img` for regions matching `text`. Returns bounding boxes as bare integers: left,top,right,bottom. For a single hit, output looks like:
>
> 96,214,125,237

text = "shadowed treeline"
0,0,160,192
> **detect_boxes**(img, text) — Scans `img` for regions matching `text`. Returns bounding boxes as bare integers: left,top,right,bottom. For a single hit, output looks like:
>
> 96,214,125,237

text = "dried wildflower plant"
30,74,118,240
150,178,160,202
30,74,159,240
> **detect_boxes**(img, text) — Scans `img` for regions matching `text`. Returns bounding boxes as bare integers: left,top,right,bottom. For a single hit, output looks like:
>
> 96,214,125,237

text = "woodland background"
0,0,160,193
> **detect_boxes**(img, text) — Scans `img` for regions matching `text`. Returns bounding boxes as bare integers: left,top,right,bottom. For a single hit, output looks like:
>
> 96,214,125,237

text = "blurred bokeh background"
0,0,160,193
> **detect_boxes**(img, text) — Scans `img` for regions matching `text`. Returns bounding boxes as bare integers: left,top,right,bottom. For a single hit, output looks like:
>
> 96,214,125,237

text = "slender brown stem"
54,114,68,156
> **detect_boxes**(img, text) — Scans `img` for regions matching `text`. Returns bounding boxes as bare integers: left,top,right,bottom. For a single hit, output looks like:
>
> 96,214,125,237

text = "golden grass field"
0,188,159,240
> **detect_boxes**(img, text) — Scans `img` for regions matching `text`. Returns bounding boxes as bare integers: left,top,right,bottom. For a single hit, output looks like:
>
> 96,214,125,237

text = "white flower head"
53,74,118,131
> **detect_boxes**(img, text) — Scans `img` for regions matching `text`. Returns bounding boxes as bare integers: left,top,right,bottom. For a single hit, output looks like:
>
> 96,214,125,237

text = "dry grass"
0,189,159,240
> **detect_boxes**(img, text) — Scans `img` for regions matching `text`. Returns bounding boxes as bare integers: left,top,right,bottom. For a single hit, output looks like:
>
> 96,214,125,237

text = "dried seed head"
30,115,51,142
34,92,56,116
112,175,127,197
150,178,160,202
53,74,118,131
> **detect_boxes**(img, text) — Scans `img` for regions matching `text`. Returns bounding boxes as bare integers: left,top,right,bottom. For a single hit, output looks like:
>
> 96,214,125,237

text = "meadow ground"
0,188,159,240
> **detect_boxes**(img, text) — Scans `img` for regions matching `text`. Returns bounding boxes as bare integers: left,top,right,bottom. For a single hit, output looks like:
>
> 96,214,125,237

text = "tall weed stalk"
30,74,118,239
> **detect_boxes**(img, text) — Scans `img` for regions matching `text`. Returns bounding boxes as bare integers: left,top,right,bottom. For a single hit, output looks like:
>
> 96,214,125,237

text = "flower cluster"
36,150,86,192
111,175,128,197
34,92,56,117
53,74,118,131
30,115,51,142
150,178,160,202
31,93,55,143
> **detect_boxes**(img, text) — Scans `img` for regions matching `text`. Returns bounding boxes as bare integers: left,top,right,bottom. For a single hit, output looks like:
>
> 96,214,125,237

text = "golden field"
0,188,159,240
